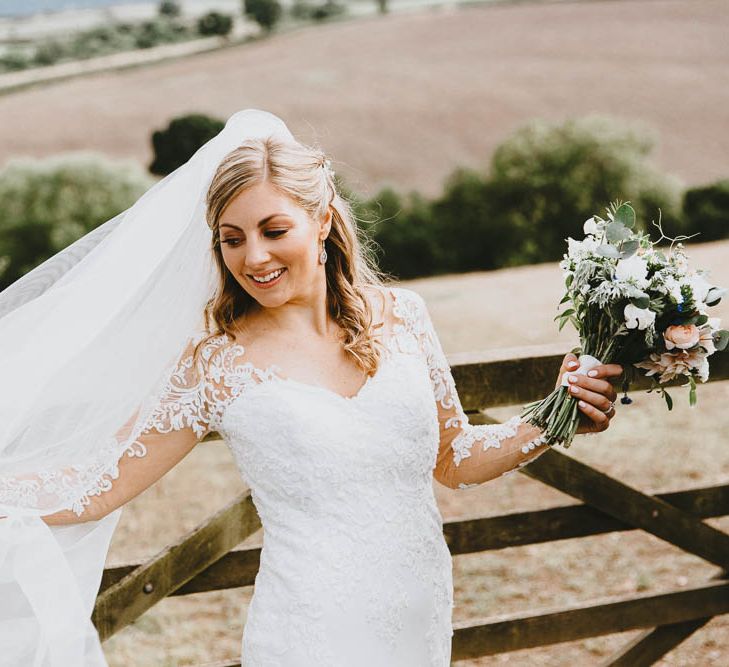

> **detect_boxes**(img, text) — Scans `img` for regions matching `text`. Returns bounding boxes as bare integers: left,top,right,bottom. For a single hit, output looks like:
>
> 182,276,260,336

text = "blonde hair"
195,136,392,377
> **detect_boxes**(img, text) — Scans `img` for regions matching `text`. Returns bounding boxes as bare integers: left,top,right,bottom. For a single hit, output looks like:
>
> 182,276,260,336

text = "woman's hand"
555,353,623,435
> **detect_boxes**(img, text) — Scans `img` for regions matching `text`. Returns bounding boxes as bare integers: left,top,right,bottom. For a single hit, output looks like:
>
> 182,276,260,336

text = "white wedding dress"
1,285,549,666
134,285,549,666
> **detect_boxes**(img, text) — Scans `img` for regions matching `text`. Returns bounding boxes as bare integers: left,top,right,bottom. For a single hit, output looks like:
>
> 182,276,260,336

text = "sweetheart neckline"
220,318,409,403
273,349,393,402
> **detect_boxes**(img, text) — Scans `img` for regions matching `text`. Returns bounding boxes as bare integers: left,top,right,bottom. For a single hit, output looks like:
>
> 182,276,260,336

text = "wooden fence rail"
94,343,729,664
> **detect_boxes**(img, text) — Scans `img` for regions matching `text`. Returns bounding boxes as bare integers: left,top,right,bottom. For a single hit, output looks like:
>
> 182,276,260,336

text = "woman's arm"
1,333,229,525
401,289,619,490
40,425,201,525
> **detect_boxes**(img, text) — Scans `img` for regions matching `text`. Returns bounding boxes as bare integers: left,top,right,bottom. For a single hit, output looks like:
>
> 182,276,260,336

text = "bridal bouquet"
521,200,728,448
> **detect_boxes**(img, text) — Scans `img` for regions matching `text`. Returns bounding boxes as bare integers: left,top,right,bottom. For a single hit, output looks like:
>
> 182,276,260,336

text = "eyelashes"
222,230,287,246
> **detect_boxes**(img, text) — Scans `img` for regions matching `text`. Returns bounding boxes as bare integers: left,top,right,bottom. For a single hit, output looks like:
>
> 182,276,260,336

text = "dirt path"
0,0,727,198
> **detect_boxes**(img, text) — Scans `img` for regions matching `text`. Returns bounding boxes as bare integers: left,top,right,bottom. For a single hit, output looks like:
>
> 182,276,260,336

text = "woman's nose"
245,238,272,266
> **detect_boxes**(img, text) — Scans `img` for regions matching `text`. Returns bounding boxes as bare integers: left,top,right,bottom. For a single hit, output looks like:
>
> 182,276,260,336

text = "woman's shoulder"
364,284,426,311
362,285,430,345
175,329,241,377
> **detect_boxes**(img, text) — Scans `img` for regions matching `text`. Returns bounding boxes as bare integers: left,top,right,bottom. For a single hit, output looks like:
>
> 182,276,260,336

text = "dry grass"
0,0,727,199
103,238,729,665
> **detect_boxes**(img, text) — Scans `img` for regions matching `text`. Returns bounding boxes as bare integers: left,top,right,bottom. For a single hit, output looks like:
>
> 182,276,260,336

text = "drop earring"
319,239,328,265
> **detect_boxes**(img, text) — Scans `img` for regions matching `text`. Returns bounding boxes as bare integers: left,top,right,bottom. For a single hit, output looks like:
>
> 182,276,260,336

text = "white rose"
582,235,599,254
567,236,599,261
663,275,684,302
583,216,599,236
624,303,656,330
687,272,712,305
567,237,582,260
615,254,649,287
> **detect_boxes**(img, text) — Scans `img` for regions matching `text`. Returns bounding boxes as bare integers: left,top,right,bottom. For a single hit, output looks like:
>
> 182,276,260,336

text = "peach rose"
664,324,700,350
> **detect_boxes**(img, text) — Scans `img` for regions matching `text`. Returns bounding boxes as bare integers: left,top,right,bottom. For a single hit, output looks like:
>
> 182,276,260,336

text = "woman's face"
218,180,330,308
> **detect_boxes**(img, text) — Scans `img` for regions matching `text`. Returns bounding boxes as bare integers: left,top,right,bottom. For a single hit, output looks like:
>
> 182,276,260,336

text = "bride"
0,109,621,666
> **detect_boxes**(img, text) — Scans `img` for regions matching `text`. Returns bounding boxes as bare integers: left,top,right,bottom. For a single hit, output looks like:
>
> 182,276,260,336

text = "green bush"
243,0,283,32
355,187,443,279
33,39,66,66
10,18,196,70
429,168,526,273
149,113,226,176
484,115,684,264
197,11,234,37
290,0,347,21
133,17,191,49
159,0,182,18
0,48,32,72
349,115,693,280
683,178,729,242
0,154,154,290
66,25,137,59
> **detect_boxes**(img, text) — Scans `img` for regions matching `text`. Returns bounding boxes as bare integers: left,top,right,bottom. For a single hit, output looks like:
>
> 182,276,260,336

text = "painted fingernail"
578,400,586,407
570,386,579,394
588,370,598,377
568,374,578,383
567,361,578,369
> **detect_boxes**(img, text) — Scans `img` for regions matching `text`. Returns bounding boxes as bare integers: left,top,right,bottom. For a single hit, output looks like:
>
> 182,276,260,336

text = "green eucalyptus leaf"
706,286,726,307
614,203,636,229
663,389,673,411
625,285,649,299
606,221,631,243
618,239,639,258
630,296,650,309
714,329,729,351
597,244,620,259
696,314,708,326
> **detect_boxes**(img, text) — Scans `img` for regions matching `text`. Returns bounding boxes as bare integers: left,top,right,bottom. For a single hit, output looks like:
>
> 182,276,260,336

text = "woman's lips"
248,268,286,289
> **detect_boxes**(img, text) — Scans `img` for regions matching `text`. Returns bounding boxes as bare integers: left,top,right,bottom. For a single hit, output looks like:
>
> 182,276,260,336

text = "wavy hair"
194,136,392,377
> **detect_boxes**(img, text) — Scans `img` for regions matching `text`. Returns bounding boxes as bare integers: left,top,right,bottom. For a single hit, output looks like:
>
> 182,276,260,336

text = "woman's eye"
265,230,287,238
222,238,241,246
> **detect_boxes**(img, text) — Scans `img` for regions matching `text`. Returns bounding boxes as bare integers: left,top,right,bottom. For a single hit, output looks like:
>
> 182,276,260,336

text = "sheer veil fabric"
0,109,296,666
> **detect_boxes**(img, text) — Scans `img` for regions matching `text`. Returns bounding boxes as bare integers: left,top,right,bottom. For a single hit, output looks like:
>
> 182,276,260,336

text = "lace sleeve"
1,332,237,523
393,289,551,490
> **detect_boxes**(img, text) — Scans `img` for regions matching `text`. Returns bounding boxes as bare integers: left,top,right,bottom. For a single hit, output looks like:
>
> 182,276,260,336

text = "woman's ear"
320,206,333,239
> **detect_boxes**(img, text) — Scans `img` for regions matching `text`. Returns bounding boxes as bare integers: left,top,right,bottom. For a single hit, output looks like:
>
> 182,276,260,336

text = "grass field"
103,238,729,665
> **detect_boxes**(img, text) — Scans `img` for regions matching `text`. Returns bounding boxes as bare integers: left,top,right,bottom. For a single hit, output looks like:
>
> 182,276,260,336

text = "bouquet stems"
520,384,582,448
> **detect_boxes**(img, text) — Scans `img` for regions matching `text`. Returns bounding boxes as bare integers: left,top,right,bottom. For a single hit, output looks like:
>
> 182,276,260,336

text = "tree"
484,115,685,264
243,0,283,32
197,11,234,37
149,113,226,176
683,179,729,242
158,1,182,18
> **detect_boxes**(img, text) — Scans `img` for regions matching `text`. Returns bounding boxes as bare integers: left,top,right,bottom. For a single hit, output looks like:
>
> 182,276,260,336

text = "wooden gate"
93,343,729,665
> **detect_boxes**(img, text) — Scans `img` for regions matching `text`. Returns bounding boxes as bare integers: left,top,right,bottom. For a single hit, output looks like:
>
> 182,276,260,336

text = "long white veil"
0,109,296,666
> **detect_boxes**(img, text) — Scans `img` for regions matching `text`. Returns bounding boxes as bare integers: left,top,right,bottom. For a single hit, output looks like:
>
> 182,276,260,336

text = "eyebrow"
219,213,290,231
